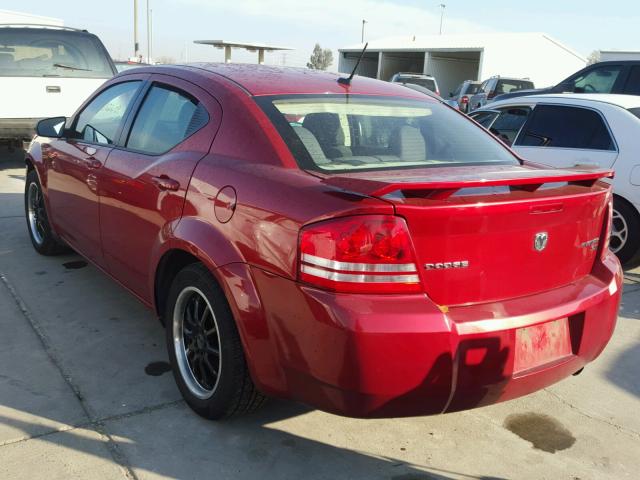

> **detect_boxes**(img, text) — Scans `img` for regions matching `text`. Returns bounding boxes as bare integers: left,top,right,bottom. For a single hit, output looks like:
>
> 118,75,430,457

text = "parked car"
25,65,621,420
470,94,640,268
390,72,440,96
492,61,640,103
468,76,535,111
0,24,116,144
450,80,481,113
114,60,151,72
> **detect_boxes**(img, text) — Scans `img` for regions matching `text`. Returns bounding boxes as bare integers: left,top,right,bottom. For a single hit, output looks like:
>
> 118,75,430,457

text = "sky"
5,0,640,67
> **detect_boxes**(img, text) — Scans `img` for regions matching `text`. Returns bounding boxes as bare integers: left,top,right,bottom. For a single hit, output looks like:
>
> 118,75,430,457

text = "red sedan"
25,64,622,419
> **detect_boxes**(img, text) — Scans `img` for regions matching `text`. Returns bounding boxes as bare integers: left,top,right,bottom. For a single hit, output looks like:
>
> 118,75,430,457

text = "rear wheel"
610,197,640,269
165,263,266,419
24,169,66,255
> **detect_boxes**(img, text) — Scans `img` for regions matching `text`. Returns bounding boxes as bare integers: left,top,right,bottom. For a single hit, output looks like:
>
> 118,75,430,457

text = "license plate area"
514,317,572,374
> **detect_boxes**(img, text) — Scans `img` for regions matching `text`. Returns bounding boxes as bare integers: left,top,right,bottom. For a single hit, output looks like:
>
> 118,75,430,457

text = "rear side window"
516,105,614,151
74,81,141,145
569,65,622,93
126,85,209,155
470,111,499,128
490,107,531,146
0,28,114,78
624,66,640,95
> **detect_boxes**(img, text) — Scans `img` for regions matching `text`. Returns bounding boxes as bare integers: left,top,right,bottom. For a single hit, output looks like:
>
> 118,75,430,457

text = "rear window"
0,28,114,78
465,83,481,95
257,95,518,173
397,77,436,92
496,80,534,94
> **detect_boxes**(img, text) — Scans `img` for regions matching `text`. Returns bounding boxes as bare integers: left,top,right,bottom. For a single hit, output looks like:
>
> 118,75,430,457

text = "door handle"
152,175,180,191
85,156,102,169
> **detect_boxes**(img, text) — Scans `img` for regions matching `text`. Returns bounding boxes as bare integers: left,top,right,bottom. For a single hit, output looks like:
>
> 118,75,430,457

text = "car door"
512,104,619,168
45,80,144,266
98,75,222,301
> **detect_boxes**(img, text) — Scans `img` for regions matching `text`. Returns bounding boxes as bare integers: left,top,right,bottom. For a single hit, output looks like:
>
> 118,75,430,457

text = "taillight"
600,196,613,260
298,215,421,294
435,90,440,97
487,91,496,100
460,96,469,104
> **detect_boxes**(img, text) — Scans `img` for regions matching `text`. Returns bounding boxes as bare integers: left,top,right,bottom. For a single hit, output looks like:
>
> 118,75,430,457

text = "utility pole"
146,0,151,63
150,8,153,63
361,19,367,43
438,4,446,35
134,0,139,60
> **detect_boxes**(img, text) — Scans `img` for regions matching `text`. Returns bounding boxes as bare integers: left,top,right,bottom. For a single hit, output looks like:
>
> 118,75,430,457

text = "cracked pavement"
1,147,639,480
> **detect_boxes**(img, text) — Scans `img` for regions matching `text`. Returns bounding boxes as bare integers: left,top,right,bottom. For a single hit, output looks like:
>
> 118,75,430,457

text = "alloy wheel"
610,208,628,254
27,182,46,246
172,286,222,399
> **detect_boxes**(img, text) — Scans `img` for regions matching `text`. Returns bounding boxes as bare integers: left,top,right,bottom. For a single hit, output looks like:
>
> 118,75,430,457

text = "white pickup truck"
0,24,116,144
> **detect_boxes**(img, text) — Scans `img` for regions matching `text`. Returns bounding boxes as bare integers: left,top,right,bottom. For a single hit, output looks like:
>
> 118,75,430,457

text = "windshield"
258,95,518,172
0,28,114,78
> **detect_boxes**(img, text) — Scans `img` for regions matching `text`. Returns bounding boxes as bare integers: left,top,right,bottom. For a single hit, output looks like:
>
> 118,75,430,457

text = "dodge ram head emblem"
534,232,549,252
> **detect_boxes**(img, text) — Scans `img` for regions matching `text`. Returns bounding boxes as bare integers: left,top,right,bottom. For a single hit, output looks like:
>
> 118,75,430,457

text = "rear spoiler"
324,168,614,200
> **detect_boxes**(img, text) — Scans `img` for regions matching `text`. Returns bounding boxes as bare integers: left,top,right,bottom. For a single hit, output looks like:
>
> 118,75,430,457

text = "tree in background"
587,50,601,65
307,44,334,70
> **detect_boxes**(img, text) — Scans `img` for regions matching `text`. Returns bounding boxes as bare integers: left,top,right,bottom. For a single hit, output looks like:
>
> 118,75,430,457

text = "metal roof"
194,40,292,52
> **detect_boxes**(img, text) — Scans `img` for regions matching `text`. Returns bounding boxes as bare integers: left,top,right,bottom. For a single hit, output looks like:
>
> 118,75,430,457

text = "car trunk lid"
319,164,613,306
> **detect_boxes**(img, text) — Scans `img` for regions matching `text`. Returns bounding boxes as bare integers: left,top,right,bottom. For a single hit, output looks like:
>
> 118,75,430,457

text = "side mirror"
449,92,454,97
36,117,66,138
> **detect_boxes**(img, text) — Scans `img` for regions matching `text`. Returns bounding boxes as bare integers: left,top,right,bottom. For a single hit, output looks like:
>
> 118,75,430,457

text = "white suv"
0,25,116,144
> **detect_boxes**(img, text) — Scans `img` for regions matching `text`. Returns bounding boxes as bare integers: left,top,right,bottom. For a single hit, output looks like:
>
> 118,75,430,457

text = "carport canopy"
194,40,293,64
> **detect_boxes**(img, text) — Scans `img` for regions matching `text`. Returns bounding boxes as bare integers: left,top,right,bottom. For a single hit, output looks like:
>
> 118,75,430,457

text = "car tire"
611,196,640,269
165,263,266,419
24,169,66,255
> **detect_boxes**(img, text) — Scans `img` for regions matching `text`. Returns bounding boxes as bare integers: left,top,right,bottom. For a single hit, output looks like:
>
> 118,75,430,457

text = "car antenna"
338,42,368,85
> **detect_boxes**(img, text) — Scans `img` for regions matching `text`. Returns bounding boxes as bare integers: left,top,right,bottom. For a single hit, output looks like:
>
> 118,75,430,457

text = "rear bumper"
226,253,622,418
0,118,39,140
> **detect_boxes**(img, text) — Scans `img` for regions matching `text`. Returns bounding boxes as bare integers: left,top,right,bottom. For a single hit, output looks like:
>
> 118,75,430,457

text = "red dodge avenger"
25,64,622,419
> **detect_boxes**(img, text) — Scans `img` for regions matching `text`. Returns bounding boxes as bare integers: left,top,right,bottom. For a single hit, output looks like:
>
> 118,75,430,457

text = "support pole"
224,46,231,63
258,49,265,64
134,0,139,59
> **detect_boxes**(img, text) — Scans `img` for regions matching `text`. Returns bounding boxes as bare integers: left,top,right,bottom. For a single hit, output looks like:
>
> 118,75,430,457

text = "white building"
0,9,63,26
339,33,586,97
599,50,640,62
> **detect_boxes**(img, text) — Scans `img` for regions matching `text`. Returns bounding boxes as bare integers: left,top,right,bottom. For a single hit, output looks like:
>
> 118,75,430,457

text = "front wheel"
24,169,66,255
165,263,266,419
610,197,640,269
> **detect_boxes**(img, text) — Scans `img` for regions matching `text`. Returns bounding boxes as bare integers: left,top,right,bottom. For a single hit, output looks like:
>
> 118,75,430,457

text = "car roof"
120,63,432,99
486,93,640,110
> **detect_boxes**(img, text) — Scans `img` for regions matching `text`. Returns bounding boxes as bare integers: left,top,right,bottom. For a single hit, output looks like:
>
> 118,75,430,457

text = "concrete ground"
0,147,638,480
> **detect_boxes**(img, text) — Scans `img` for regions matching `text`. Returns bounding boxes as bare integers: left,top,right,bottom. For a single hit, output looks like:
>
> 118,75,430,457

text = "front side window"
0,28,114,78
74,81,141,145
126,85,208,155
258,95,518,172
570,66,622,93
516,105,614,151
